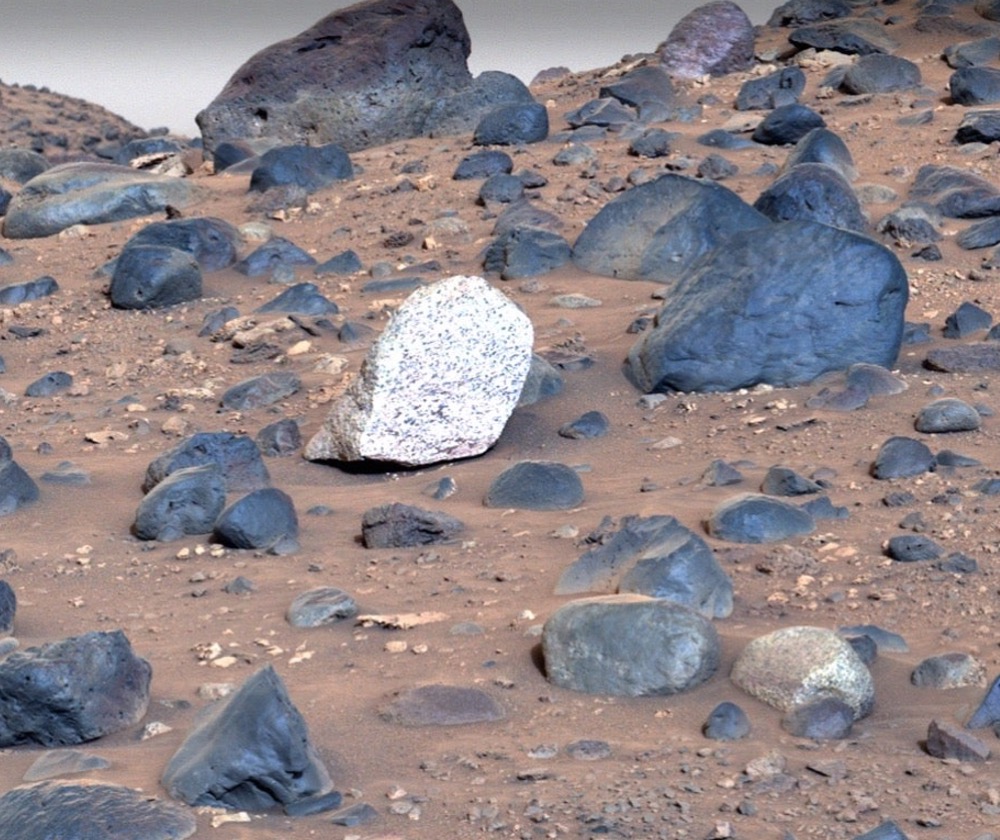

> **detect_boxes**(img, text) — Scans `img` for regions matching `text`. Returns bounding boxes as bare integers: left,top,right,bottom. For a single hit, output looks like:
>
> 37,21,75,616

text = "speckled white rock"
730,626,875,720
304,275,533,466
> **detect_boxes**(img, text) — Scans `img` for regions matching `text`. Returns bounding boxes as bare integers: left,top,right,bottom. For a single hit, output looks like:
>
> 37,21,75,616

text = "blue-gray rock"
162,664,333,810
0,275,59,305
315,249,362,276
483,226,571,280
625,220,907,393
380,684,505,726
957,216,1000,249
702,459,744,486
951,65,1000,105
0,581,14,636
915,398,982,432
703,701,751,740
944,35,1000,68
761,465,823,496
424,70,537,138
944,301,992,337
255,282,339,316
283,790,344,817
752,104,826,146
257,418,302,457
24,371,72,398
249,143,352,194
478,173,524,205
768,0,852,27
782,697,854,739
842,54,922,94
114,136,183,166
0,248,12,267
214,488,299,554
784,128,857,181
453,149,513,180
0,630,150,746
0,149,49,184
754,163,867,232
494,200,564,236
839,624,909,653
212,140,256,171
0,436,39,516
937,551,979,573
877,203,942,245
338,320,376,345
926,718,991,761
912,652,984,689
286,587,358,628
871,436,935,479
517,353,564,406
23,749,112,782
361,502,464,549
658,1,755,79
133,464,227,542
360,276,424,294
553,143,598,166
696,153,738,181
788,18,898,54
543,595,720,696
558,411,609,440
485,461,583,511
473,102,549,146
221,372,302,411
235,237,316,277
629,128,674,158
572,173,770,283
886,535,943,562
737,66,806,110
707,493,816,543
143,432,270,493
852,822,910,840
564,98,636,129
330,802,380,827
600,65,679,119
801,495,850,520
967,673,1000,728
911,163,1000,217
934,449,980,467
696,128,756,149
2,162,197,239
109,245,202,310
198,305,240,337
0,780,196,840
847,634,878,666
119,217,240,272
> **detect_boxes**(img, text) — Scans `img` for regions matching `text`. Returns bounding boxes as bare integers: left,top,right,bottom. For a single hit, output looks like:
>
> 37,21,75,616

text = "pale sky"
1,1,781,136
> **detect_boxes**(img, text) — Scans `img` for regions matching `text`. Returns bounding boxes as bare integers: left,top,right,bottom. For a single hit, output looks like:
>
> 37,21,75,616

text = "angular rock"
761,466,823,496
753,163,867,232
304,275,532,466
915,398,981,433
943,301,992,337
423,70,536,138
162,664,333,810
0,148,49,184
629,128,675,158
0,437,40,516
572,173,769,283
25,371,72,398
752,103,826,146
967,673,1000,728
912,652,985,689
483,226,571,280
0,275,59,305
877,203,942,245
380,684,504,726
658,1,755,79
697,153,738,181
3,162,197,239
871,436,935,479
478,173,524,205
315,249,363,276
943,35,1000,68
214,488,299,554
951,65,1000,105
885,535,943,562
0,630,151,746
235,237,317,277
485,461,584,511
736,66,806,110
0,780,196,840
517,353,564,406
454,149,513,180
249,143,353,194
926,343,1000,372
626,220,907,393
361,502,464,548
957,216,1000,249
257,418,302,457
926,718,991,761
109,244,202,311
703,701,751,740
909,164,1000,218
221,372,302,411
565,98,636,129
256,282,339,316
782,697,855,739
707,493,816,543
768,0,852,27
842,54,922,94
789,18,898,55
542,594,720,696
133,464,227,542
119,217,240,272
839,624,909,653
731,626,875,719
287,587,358,628
558,410,609,440
702,459,744,486
143,432,270,494
852,822,911,840
473,102,549,146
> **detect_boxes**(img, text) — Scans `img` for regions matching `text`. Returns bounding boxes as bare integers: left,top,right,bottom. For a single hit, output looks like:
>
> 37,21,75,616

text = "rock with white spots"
305,275,533,466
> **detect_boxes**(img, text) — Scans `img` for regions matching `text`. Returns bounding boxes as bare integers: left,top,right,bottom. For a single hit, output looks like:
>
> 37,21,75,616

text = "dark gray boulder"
599,65,680,121
453,149,513,180
886,535,943,562
221,372,302,411
425,70,536,138
788,18,899,54
249,143,353,194
909,164,1000,217
0,780,197,840
483,226,571,280
625,220,908,393
484,461,584,511
752,104,826,146
25,371,72,398
658,1,755,79
0,630,150,746
915,398,982,432
162,664,333,810
950,66,1000,104
197,0,475,157
871,436,935,479
235,237,317,277
361,502,464,548
761,466,824,496
768,0,852,27
314,249,363,276
782,697,855,739
753,163,867,232
707,493,816,543
472,102,549,146
0,436,39,516
0,149,49,184
478,173,524,205
572,173,770,282
926,719,991,761
287,587,358,628
842,54,922,94
143,432,270,493
542,595,720,696
118,217,240,271
736,66,806,110
109,245,202,310
213,488,299,554
256,282,339,316
957,216,1000,249
703,701,751,740
943,36,1000,68
783,128,857,181
629,128,675,158
956,108,1000,144
133,464,227,542
2,163,197,239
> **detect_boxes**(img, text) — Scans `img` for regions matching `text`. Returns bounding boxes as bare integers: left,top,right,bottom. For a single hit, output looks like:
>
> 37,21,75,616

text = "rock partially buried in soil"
109,244,203,310
871,436,935,479
305,275,533,467
0,436,39,516
925,718,991,761
0,780,197,840
485,461,584,511
143,432,270,494
703,701,751,740
213,488,299,554
133,464,227,542
914,398,981,433
707,493,816,544
286,587,358,628
782,697,855,740
220,372,302,411
361,502,465,548
162,664,333,810
23,749,112,782
911,653,985,689
542,594,720,697
380,684,505,726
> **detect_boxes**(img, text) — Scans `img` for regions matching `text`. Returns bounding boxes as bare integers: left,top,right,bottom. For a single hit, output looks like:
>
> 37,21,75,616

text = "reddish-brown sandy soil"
2,5,1000,838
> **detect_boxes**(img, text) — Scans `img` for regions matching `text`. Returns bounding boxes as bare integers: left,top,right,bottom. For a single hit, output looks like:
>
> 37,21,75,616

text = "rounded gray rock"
707,493,815,544
485,460,584,511
914,398,981,433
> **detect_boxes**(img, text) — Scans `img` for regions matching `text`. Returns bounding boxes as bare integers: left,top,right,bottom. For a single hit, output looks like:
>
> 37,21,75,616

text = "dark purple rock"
0,581,15,636
915,398,981,432
925,343,1000,372
361,502,464,548
658,1,755,79
950,65,1000,105
221,372,302,411
483,226,571,280
0,149,49,184
760,466,823,497
785,128,857,181
315,249,363,276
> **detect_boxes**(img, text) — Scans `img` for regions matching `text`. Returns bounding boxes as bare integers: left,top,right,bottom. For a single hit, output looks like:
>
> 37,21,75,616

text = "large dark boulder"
143,432,270,494
783,127,857,181
768,0,852,27
249,143,353,193
950,66,1000,104
109,245,202,310
197,0,490,157
572,173,770,282
0,149,49,184
162,665,333,811
625,220,909,393
841,54,922,94
753,163,868,233
658,1,755,79
472,102,549,145
788,18,899,55
0,631,150,746
117,217,241,271
213,488,300,554
133,464,227,542
956,108,1000,145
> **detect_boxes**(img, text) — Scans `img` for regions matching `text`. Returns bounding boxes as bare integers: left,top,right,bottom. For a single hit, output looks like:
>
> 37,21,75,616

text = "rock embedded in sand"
731,626,875,720
871,436,935,479
0,436,39,517
0,275,59,305
286,587,358,628
143,432,270,494
707,493,816,544
304,275,533,467
248,143,353,194
703,701,751,741
914,398,981,433
484,460,584,511
379,684,505,726
472,102,549,146
109,245,202,310
213,488,299,554
361,502,465,548
133,464,227,542
911,652,985,689
115,217,241,272
926,719,991,761
751,103,826,146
